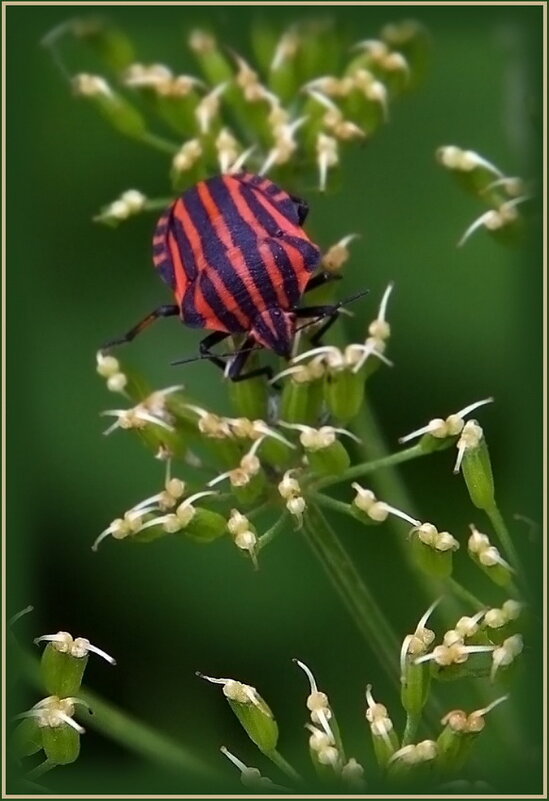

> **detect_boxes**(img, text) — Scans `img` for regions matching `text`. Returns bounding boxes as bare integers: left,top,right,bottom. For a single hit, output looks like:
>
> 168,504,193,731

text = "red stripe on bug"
220,176,289,310
166,229,191,306
176,194,249,329
197,180,274,319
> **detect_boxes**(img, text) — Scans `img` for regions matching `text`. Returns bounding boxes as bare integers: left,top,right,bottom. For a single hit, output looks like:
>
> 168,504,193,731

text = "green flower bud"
307,439,350,476
72,17,135,73
35,633,116,696
268,30,300,103
188,30,234,85
12,718,43,758
324,369,364,422
436,713,469,773
295,20,339,84
181,507,227,543
41,644,88,698
411,536,454,578
342,81,386,135
410,524,458,578
199,674,279,754
155,90,201,137
467,526,513,587
365,686,399,768
231,469,267,507
19,697,87,765
228,368,268,422
412,537,453,578
417,432,457,455
387,740,438,781
205,438,243,470
250,19,279,73
288,424,354,477
132,519,170,543
437,696,508,774
401,660,430,718
72,75,147,140
381,20,430,89
400,600,439,716
279,368,323,424
455,422,495,510
42,724,80,765
256,435,294,468
437,146,503,198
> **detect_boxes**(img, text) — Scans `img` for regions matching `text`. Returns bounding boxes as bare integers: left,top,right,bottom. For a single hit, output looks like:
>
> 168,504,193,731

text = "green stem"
445,577,485,611
266,749,302,783
257,512,289,552
139,131,180,154
302,502,401,685
313,443,426,490
310,492,356,519
26,759,56,781
485,503,524,586
143,197,176,212
401,711,421,747
18,648,214,780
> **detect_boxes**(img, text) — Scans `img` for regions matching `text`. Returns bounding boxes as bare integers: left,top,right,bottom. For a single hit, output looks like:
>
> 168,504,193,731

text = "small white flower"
295,659,336,746
491,635,523,681
280,421,359,451
34,631,116,665
173,138,203,172
101,386,183,436
316,133,338,191
72,73,112,97
271,29,300,70
195,83,227,134
365,685,395,751
453,419,484,474
220,746,288,791
351,483,420,527
259,116,308,175
400,598,440,677
321,233,360,272
458,196,529,247
16,696,89,734
197,673,271,715
399,397,493,444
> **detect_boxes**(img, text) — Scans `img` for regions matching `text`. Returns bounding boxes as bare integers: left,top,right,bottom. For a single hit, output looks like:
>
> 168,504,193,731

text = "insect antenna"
171,345,260,368
295,287,370,333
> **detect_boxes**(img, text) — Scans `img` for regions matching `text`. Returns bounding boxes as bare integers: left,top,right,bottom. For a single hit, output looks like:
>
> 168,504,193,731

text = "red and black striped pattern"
152,173,321,346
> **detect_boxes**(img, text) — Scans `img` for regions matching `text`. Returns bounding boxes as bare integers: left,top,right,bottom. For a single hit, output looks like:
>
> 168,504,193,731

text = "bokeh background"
7,4,543,795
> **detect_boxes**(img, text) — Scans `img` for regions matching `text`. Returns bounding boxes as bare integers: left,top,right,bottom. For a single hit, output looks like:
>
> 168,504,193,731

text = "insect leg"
293,302,342,347
304,272,342,294
199,331,231,372
228,338,273,383
102,305,179,350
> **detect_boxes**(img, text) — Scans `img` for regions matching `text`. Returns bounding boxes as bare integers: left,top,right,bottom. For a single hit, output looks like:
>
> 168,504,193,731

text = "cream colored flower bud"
502,600,522,621
234,530,257,552
484,608,507,629
227,509,250,536
417,523,438,546
352,483,376,512
73,73,112,97
120,189,146,212
307,690,329,711
96,351,120,377
106,372,127,393
317,745,340,766
368,502,389,522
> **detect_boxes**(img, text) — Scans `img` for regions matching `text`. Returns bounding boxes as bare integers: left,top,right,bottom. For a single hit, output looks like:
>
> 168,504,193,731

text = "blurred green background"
7,4,543,795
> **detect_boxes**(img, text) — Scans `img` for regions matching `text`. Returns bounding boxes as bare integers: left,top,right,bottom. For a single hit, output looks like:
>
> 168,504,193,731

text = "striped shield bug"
103,172,352,381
